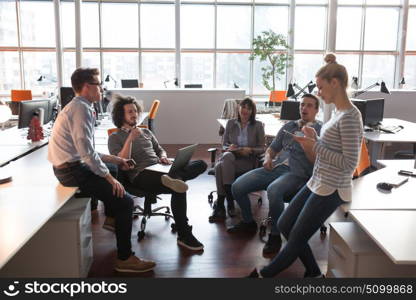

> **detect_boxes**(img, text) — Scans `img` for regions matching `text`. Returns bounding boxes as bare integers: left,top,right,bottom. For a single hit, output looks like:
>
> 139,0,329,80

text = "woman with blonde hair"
250,53,363,278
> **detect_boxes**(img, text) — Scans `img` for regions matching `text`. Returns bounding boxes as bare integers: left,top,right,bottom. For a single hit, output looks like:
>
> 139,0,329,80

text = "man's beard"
127,120,137,127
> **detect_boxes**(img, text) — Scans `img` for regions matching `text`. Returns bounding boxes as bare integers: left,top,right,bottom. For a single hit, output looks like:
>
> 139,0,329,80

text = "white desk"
346,163,416,211
0,127,48,166
364,118,416,166
0,146,77,270
377,159,416,169
350,210,416,265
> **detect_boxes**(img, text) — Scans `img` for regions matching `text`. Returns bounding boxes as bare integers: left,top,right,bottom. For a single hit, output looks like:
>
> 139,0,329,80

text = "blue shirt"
270,120,322,179
48,96,109,177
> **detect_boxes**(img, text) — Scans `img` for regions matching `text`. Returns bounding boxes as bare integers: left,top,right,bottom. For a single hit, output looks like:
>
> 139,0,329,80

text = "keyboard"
378,125,403,134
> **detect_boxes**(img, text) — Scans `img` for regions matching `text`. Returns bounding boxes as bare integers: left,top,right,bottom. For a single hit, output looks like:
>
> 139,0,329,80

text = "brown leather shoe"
115,255,156,273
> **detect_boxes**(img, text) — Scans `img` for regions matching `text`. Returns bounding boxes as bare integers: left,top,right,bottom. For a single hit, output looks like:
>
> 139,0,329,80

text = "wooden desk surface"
346,165,416,211
364,118,416,143
0,146,77,269
350,210,416,264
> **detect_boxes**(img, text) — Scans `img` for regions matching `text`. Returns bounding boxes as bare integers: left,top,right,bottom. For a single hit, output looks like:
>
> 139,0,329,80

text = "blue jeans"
260,185,345,277
53,163,134,260
231,165,306,235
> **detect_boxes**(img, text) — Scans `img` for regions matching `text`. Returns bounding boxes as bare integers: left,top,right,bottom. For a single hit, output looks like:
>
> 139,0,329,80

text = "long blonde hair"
315,53,348,89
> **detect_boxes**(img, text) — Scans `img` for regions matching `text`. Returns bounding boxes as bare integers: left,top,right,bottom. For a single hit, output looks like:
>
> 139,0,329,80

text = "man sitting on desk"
48,68,156,273
230,94,322,254
107,95,207,251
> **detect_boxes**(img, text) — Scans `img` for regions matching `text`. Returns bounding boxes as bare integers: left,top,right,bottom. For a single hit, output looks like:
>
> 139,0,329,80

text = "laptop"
121,79,139,88
145,144,198,175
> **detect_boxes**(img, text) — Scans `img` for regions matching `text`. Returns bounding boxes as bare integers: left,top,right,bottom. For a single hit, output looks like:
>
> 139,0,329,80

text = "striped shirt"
307,105,363,202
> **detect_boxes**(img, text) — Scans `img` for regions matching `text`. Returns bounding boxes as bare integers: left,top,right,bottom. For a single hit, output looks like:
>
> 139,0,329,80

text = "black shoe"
208,205,226,223
263,234,282,254
177,227,204,251
227,203,236,217
227,220,257,234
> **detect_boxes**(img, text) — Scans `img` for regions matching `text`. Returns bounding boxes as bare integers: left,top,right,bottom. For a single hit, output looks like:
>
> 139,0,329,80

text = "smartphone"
283,129,303,137
126,159,136,167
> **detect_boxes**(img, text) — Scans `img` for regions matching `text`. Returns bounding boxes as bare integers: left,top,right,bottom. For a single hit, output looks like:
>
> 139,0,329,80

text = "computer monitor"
18,99,50,129
60,87,75,109
184,84,203,88
121,79,139,88
352,98,384,127
280,100,301,120
48,97,58,123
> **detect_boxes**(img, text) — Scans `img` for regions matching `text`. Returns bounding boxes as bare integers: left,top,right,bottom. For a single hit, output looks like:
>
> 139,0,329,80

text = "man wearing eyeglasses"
229,94,322,255
48,67,156,273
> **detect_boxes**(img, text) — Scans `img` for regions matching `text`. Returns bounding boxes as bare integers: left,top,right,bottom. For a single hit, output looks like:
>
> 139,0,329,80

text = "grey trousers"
214,152,254,196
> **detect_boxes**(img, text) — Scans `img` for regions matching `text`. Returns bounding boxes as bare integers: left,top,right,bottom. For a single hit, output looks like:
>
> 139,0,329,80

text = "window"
254,6,288,39
0,52,20,91
181,4,215,49
102,3,138,48
361,54,395,88
102,52,139,88
216,53,250,90
23,51,56,93
364,7,399,51
336,2,400,88
20,0,55,47
217,6,251,49
336,7,362,51
0,0,18,47
141,4,175,48
142,52,175,88
181,53,214,88
294,7,326,50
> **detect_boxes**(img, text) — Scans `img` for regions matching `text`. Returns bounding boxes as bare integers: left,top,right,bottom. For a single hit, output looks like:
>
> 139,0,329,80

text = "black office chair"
123,182,176,242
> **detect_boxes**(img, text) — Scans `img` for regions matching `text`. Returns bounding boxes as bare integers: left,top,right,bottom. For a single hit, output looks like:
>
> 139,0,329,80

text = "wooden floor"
88,144,347,278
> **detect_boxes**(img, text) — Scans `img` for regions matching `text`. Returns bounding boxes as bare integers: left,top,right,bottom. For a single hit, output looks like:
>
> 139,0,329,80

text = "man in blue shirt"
48,68,156,273
228,94,322,254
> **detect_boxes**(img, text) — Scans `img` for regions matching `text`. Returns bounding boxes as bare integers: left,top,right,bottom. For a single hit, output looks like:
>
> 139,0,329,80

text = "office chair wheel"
208,191,216,204
140,217,147,231
137,231,145,242
171,223,177,233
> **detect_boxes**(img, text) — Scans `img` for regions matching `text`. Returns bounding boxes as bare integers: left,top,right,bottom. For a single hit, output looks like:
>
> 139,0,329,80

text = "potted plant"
249,30,292,106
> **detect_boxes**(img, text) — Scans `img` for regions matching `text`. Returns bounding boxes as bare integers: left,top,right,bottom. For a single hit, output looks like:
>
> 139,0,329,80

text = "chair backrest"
107,128,119,136
353,138,371,178
269,90,287,103
148,99,160,132
11,90,32,102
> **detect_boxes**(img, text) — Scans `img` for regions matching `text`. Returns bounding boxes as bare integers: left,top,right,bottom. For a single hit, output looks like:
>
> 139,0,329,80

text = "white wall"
109,88,245,144
357,90,416,123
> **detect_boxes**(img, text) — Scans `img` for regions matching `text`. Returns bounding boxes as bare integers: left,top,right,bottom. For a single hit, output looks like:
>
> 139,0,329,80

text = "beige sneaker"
161,175,188,193
115,255,156,273
103,217,115,232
